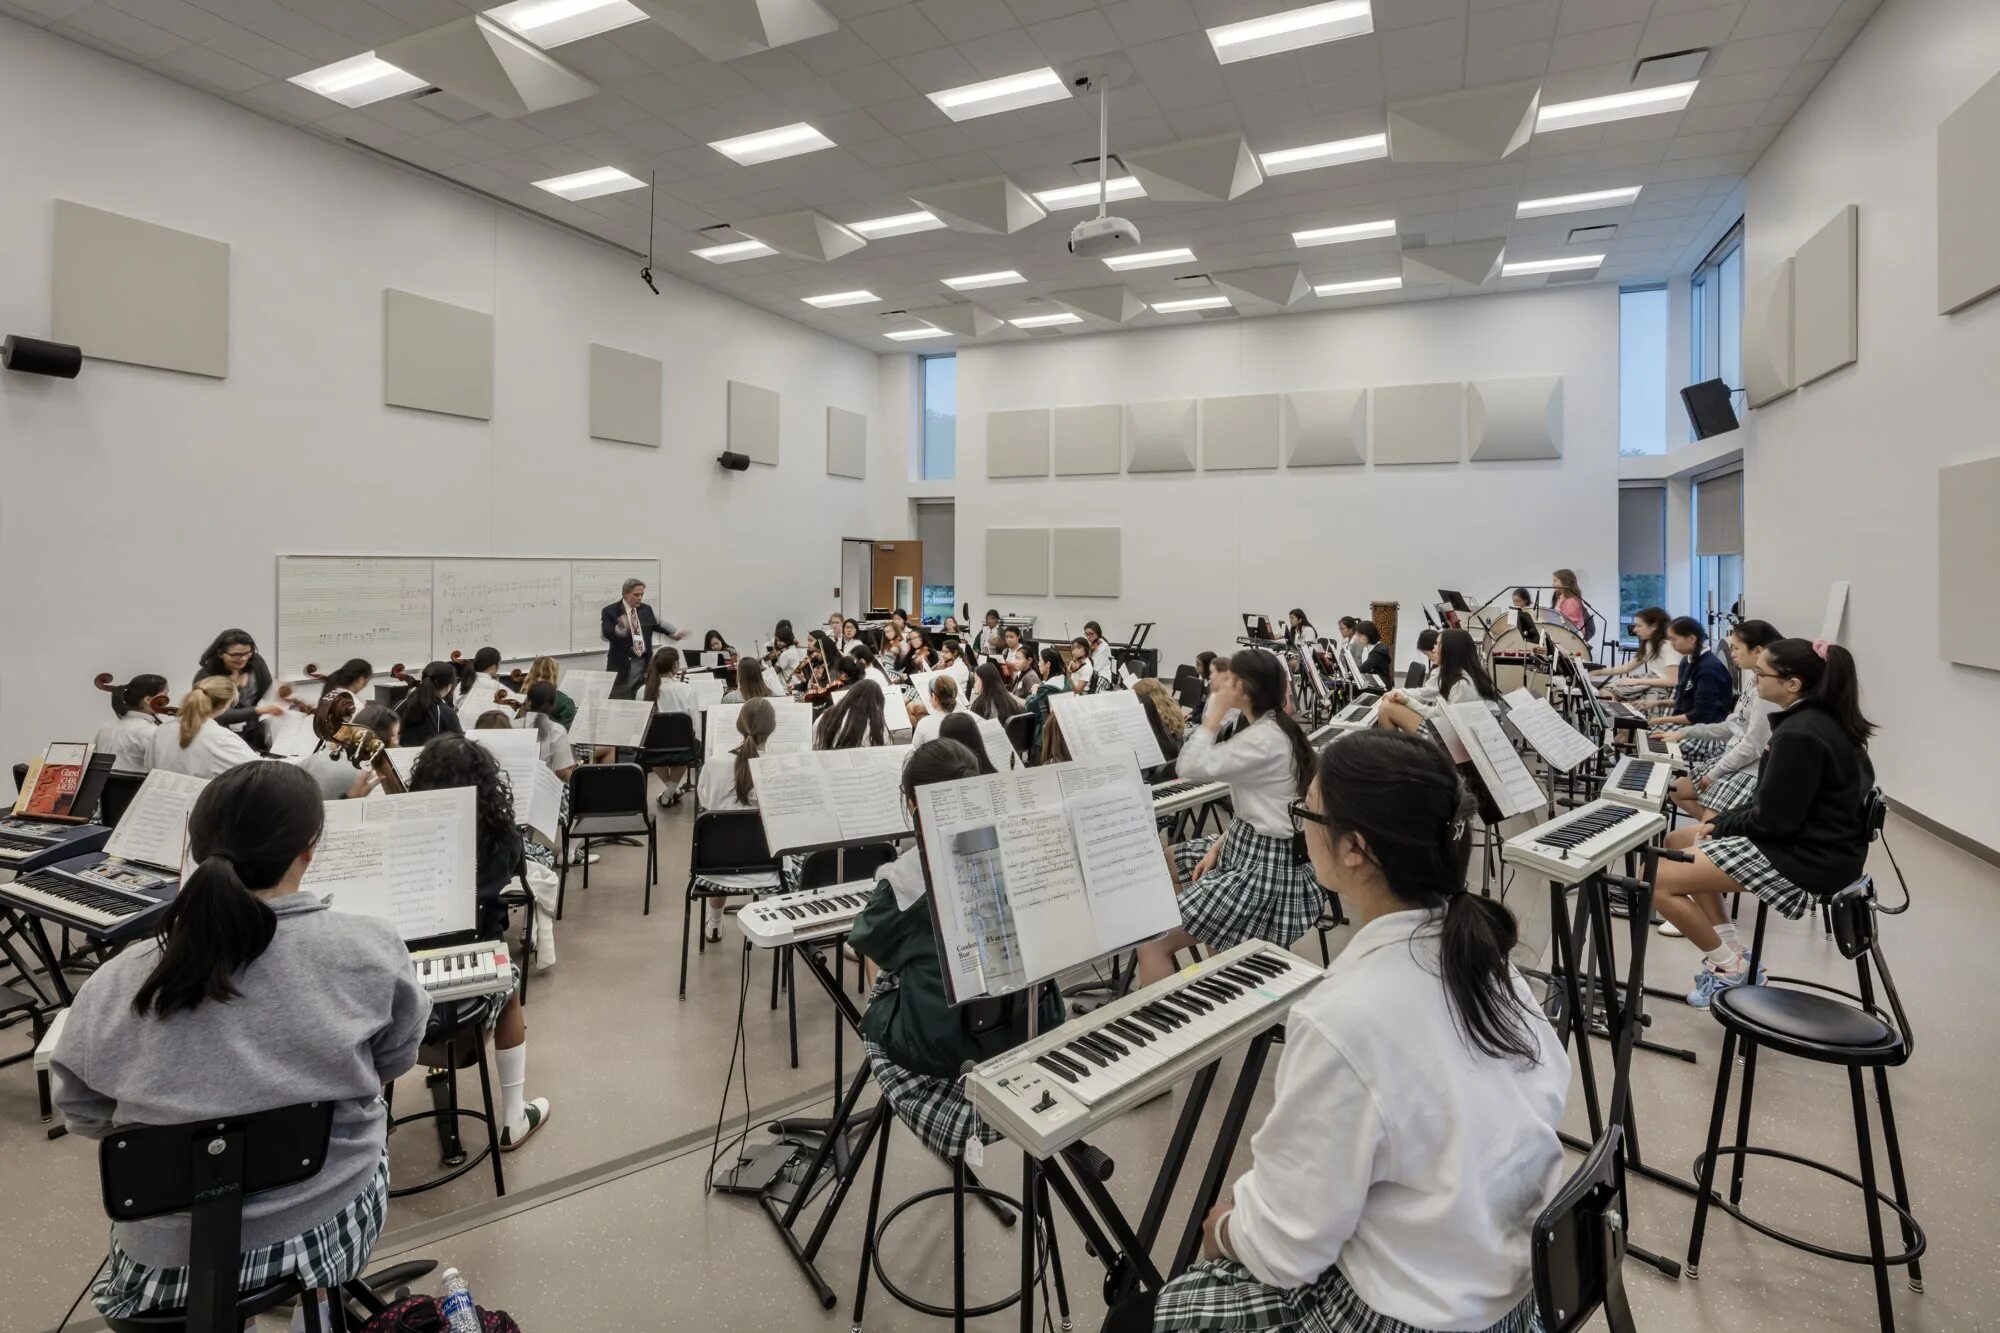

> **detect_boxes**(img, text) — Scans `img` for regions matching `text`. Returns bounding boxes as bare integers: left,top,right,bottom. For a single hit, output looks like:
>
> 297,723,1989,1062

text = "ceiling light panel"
1501,254,1605,276
1259,133,1388,176
1009,312,1084,328
1103,247,1195,271
943,270,1027,290
1208,1,1373,65
885,327,951,341
533,165,644,200
928,66,1071,123
1314,275,1402,296
709,122,835,166
1535,82,1698,133
288,53,425,108
484,0,645,48
1292,218,1397,248
1516,187,1642,218
1150,296,1232,313
692,240,777,263
848,211,945,239
1033,177,1146,210
802,290,879,308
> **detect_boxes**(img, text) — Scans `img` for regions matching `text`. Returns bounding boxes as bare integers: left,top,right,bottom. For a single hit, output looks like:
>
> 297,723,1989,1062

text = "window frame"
1617,282,1670,457
919,352,957,481
1688,218,1745,438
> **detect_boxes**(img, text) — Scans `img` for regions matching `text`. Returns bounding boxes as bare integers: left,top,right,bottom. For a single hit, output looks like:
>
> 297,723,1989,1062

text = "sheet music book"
1048,692,1166,768
20,742,90,818
308,787,477,941
104,770,209,870
1443,702,1546,819
703,700,815,762
563,670,619,705
688,673,729,713
1501,689,1598,773
914,753,1180,1003
750,747,912,854
382,747,422,788
570,697,653,747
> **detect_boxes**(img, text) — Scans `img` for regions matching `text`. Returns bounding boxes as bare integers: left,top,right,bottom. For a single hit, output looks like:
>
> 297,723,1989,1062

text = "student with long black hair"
1656,639,1878,1008
1284,608,1318,646
937,711,1000,775
195,628,286,751
51,763,430,1322
1136,651,1324,987
1375,628,1499,733
1659,618,1785,820
1351,621,1392,681
815,678,890,749
1592,607,1679,704
318,657,374,708
968,661,1023,722
395,661,464,748
1108,731,1567,1333
94,673,170,774
454,646,506,727
1653,616,1734,728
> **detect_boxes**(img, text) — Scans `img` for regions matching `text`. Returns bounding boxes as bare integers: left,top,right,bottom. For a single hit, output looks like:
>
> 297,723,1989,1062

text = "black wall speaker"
2,335,82,379
1680,378,1739,440
716,451,751,471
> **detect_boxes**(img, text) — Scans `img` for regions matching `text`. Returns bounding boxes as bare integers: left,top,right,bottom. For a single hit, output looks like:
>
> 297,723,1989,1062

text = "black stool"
1687,877,1924,1329
385,1014,506,1199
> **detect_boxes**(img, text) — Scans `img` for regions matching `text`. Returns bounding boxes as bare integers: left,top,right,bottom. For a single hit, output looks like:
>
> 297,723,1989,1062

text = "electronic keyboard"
1326,694,1381,732
1308,722,1339,750
410,940,515,1003
1632,731,1685,768
1603,698,1651,727
0,852,178,942
967,940,1321,1159
1500,799,1667,886
1150,779,1229,819
1601,756,1673,811
0,818,110,869
736,880,875,948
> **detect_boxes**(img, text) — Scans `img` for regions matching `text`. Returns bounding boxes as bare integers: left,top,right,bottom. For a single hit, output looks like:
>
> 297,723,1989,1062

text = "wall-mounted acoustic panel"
987,408,1050,478
727,379,780,464
1939,455,2000,670
1201,393,1281,470
1372,383,1463,465
1284,388,1366,467
588,343,662,447
1793,204,1858,386
52,200,229,379
1124,399,1197,473
383,289,493,420
1052,527,1121,598
1743,258,1796,408
826,405,867,479
1467,376,1563,461
1938,71,2000,314
1052,403,1122,476
986,527,1050,597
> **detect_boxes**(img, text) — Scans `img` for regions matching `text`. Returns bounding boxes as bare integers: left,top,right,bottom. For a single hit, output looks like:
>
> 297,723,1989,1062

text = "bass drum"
1484,624,1546,696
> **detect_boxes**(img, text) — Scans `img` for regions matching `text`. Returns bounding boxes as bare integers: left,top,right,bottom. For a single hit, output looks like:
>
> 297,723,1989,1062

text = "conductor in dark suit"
603,578,685,698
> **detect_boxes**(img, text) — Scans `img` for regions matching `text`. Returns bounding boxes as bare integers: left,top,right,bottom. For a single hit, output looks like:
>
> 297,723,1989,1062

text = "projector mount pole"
1096,75,1109,219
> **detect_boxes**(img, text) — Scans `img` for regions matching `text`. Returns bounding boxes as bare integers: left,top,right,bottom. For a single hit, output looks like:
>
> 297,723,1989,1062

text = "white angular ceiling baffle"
735,210,864,263
375,17,596,120
907,177,1047,237
926,302,1004,339
1402,239,1506,290
1051,286,1147,326
629,0,838,62
1387,79,1541,165
1212,267,1312,312
1126,135,1264,205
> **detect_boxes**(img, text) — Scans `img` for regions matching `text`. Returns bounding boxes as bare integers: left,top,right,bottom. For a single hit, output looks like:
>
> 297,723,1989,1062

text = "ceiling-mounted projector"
1065,64,1140,259
1069,214,1140,258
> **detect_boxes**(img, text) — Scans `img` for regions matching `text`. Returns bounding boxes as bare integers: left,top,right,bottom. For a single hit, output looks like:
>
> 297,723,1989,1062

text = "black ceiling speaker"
1680,378,1739,440
3,335,82,379
717,451,751,472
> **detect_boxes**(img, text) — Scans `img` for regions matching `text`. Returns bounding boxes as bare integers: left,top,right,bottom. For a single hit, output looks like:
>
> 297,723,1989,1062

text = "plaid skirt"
861,1035,1000,1160
94,1154,389,1317
1681,736,1727,767
1704,836,1814,920
1172,823,1322,954
428,963,522,1035
1154,1258,1540,1333
1700,767,1759,814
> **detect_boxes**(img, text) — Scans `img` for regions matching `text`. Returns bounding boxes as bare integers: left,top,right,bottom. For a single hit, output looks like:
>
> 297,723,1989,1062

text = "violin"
274,683,316,714
94,671,178,717
312,685,404,795
491,687,528,715
502,667,528,691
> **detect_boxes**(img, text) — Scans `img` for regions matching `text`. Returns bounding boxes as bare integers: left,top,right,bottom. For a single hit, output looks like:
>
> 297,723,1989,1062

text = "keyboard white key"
737,880,876,948
1601,756,1673,810
409,940,513,1002
1500,798,1667,886
1150,780,1229,819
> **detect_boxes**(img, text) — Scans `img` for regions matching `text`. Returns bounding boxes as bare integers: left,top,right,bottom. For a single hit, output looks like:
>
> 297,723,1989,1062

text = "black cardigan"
1709,699,1875,893
197,654,274,748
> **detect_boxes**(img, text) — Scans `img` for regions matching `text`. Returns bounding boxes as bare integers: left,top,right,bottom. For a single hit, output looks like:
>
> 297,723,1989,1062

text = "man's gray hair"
621,577,646,596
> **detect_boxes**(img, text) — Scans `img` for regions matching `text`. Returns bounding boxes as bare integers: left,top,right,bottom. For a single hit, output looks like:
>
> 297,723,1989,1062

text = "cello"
312,686,405,795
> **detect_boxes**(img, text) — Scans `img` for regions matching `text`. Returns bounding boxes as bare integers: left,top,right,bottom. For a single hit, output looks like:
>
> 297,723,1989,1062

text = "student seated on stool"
1656,619,1784,822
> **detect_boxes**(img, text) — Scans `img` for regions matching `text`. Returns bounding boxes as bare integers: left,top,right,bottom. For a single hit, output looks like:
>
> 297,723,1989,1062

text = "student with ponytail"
396,661,464,749
148,676,261,778
691,698,780,942
94,673,170,774
1656,639,1879,1008
1658,618,1785,821
50,763,429,1321
1136,650,1326,987
909,672,961,746
1376,627,1498,733
454,646,507,727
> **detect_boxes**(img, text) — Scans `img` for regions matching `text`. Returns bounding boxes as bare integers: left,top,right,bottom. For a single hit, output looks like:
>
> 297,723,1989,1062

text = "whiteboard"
277,557,433,680
572,559,662,656
434,559,568,661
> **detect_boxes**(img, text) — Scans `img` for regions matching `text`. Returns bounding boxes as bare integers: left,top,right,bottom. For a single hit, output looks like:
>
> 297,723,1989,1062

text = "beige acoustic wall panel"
1939,455,2000,670
588,343,662,447
52,200,229,378
1743,258,1796,408
1372,383,1464,465
1201,393,1281,470
1467,376,1563,461
727,379,780,465
1052,403,1122,476
1052,527,1121,598
1124,399,1197,473
987,408,1051,478
1284,388,1366,467
1793,205,1859,386
1939,71,2000,314
383,289,493,420
986,527,1051,597
826,406,867,479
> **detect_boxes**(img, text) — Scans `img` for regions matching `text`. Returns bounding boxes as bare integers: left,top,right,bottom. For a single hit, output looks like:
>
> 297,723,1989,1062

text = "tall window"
1692,468,1745,636
921,354,956,480
1689,221,1745,438
1618,486,1667,627
1619,286,1669,456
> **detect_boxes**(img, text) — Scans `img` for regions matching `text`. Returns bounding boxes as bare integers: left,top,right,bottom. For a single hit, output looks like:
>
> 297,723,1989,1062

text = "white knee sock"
1713,921,1741,952
496,1042,527,1129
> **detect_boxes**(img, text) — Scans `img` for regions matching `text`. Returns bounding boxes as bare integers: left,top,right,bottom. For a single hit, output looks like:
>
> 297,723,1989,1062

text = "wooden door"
870,541,923,615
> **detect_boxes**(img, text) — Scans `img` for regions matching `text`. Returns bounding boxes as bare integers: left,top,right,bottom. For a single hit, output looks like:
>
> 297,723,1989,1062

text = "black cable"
703,937,758,1193
55,1257,106,1330
1875,826,1912,915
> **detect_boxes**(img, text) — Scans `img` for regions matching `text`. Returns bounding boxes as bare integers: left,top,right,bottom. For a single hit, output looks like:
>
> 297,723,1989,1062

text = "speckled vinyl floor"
4,798,1995,1333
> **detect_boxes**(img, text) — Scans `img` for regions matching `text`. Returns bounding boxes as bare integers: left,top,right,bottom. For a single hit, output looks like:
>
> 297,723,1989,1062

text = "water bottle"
438,1268,482,1333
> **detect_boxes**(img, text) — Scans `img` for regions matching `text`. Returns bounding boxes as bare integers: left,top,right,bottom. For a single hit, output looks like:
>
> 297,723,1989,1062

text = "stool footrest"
870,1184,1047,1320
387,1108,498,1198
1688,1144,1926,1269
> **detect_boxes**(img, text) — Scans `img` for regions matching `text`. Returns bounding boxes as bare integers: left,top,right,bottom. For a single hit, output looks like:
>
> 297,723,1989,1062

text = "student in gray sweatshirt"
51,762,431,1321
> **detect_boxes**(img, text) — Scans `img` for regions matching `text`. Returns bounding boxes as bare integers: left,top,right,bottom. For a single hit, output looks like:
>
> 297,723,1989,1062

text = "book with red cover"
21,742,91,819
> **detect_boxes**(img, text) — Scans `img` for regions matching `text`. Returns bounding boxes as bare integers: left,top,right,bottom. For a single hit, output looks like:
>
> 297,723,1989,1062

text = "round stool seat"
1712,984,1901,1064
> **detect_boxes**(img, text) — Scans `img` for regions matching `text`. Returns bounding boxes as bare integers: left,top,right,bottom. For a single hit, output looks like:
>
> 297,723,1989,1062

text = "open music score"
1501,688,1599,773
569,697,653,748
105,771,208,869
1441,701,1547,818
1048,691,1166,768
749,747,912,854
467,728,563,841
704,701,814,762
304,787,477,941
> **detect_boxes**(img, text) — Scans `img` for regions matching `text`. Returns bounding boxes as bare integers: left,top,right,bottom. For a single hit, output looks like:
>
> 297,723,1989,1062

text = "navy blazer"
601,601,673,675
1673,647,1734,725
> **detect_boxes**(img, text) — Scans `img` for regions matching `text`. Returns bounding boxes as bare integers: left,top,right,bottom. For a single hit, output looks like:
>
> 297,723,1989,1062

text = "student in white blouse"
1376,628,1501,733
93,675,170,775
643,647,701,804
694,699,781,941
1082,622,1116,680
909,674,961,747
150,678,262,779
455,647,508,728
1592,608,1680,704
1109,731,1569,1333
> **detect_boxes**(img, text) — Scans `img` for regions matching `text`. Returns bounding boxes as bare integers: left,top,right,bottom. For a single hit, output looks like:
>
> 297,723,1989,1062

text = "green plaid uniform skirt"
94,1154,389,1318
1172,823,1322,954
1700,767,1759,814
1704,836,1814,920
861,1036,1001,1161
1154,1258,1541,1333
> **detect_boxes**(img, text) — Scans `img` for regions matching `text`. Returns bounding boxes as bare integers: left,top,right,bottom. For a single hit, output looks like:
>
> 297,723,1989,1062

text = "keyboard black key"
1036,1055,1078,1084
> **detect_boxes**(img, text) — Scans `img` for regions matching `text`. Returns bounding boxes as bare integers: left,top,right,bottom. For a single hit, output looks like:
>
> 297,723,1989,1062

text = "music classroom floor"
3,786,1998,1333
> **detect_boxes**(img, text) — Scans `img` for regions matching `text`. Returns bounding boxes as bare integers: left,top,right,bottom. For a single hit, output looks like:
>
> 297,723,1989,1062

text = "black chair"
10,762,25,796
1170,666,1202,714
498,860,537,1005
1003,712,1037,763
1534,1125,1637,1333
558,763,656,918
679,809,781,998
797,842,899,890
386,1012,507,1200
636,711,701,800
98,771,146,828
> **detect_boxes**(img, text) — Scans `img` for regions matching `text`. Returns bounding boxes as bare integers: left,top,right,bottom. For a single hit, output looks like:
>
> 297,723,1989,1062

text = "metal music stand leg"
1171,1030,1276,1277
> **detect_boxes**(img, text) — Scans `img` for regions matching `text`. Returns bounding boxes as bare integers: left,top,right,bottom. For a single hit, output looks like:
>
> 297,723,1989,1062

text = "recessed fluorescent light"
484,0,644,47
1536,82,1698,132
1150,295,1232,313
802,290,879,308
692,240,777,263
1208,0,1373,64
885,327,951,341
1009,312,1084,328
1501,254,1605,276
288,53,424,108
1034,176,1146,210
943,270,1026,290
928,66,1070,122
1292,218,1397,248
1258,132,1388,176
533,165,645,200
708,122,835,166
1103,247,1195,272
1314,275,1402,296
1516,186,1642,218
849,210,945,239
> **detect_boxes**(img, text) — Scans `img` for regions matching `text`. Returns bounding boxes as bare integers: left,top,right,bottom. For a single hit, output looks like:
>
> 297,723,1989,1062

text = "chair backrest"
10,762,25,796
641,711,699,753
691,808,776,874
1172,669,1203,713
1003,712,1037,758
1533,1124,1635,1333
99,771,147,828
798,841,899,889
568,762,648,816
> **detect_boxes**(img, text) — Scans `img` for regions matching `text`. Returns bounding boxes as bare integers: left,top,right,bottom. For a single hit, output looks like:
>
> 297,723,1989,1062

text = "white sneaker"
1658,919,1684,938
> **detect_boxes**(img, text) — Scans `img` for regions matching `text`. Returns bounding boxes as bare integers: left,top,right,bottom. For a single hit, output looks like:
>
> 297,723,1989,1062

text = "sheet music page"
381,747,422,788
263,710,318,760
571,698,652,748
1050,693,1166,768
467,729,543,825
879,686,913,735
104,771,209,870
749,753,843,853
688,673,729,715
705,701,814,761
824,748,912,841
310,787,475,940
526,764,563,843
1500,690,1597,773
563,670,618,705
1426,710,1473,764
1443,702,1546,818
974,715,1015,771
1067,781,1182,951
994,808,1095,987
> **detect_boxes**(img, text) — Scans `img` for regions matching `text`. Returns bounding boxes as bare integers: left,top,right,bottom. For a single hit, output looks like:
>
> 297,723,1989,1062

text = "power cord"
703,938,758,1194
55,1257,107,1330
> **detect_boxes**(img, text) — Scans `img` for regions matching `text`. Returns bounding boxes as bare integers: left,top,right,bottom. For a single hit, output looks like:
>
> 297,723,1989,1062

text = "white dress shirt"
1088,641,1115,678
910,700,959,748
1397,674,1489,721
1227,909,1570,1329
150,718,260,779
1175,713,1299,838
93,713,159,774
653,678,701,718
456,676,508,727
775,646,806,681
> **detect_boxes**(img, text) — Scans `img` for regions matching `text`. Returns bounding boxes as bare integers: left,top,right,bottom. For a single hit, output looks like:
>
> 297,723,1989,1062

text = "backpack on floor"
358,1295,523,1333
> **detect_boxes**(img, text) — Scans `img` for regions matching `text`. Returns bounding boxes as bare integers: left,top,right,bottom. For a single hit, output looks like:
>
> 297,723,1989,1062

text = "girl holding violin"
94,673,171,774
723,657,775,705
766,621,804,682
702,630,737,666
196,629,285,750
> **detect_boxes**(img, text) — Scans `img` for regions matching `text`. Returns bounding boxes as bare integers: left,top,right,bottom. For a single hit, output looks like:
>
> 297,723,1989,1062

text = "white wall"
1741,0,2000,846
0,17,882,769
953,284,1621,676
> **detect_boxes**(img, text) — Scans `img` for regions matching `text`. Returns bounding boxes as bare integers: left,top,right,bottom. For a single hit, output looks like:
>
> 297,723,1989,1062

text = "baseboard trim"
1888,798,2000,871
